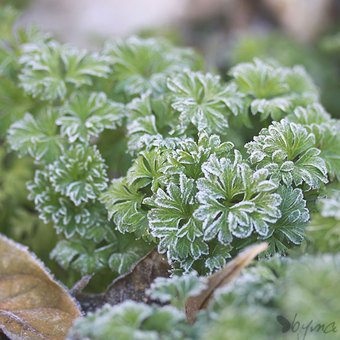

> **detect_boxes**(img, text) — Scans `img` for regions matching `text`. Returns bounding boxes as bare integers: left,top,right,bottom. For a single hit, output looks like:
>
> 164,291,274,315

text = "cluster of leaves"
69,301,194,340
228,32,340,119
69,273,206,340
102,83,339,274
2,5,340,340
68,253,340,340
201,254,340,340
3,6,203,276
0,6,57,265
4,5,340,282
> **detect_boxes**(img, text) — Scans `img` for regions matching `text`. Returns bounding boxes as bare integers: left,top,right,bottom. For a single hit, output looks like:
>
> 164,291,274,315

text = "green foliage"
0,148,57,264
195,151,281,240
0,5,57,268
307,184,340,253
229,59,318,121
7,110,65,163
201,305,278,340
50,144,108,206
68,301,193,340
3,9,340,286
57,92,124,143
278,254,340,332
125,92,180,154
3,7,340,338
210,256,283,309
104,36,200,98
166,132,234,180
167,71,243,134
147,174,207,269
198,254,340,340
0,6,18,39
147,273,207,310
321,32,340,54
19,41,111,101
126,148,168,192
69,254,340,339
27,169,108,238
262,185,309,256
287,104,340,181
246,119,328,189
51,233,150,275
228,32,340,119
101,178,149,238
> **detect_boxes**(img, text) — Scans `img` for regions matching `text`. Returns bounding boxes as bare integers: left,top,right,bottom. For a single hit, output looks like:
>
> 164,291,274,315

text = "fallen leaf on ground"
0,234,82,340
103,248,171,305
185,242,268,323
74,248,171,313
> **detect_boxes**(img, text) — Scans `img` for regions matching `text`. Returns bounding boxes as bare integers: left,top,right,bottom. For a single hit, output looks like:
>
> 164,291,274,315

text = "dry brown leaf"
102,248,170,306
73,248,171,313
0,234,82,340
185,242,268,323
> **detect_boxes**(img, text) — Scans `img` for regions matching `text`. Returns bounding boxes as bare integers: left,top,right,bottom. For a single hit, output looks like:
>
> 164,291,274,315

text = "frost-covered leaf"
101,178,149,237
51,233,150,275
146,174,207,267
0,235,81,340
106,234,152,275
283,65,319,106
104,36,200,97
19,41,110,101
51,239,105,274
50,144,108,206
286,104,340,180
126,92,161,151
68,301,190,340
251,97,291,121
28,169,109,238
126,149,168,192
125,92,180,153
166,131,234,180
318,189,340,220
310,123,340,181
287,103,331,126
229,59,319,122
57,92,124,143
168,71,243,134
7,110,65,163
203,242,232,274
262,186,309,256
246,120,328,190
147,272,207,310
230,59,318,102
195,151,281,243
229,58,288,98
210,258,281,310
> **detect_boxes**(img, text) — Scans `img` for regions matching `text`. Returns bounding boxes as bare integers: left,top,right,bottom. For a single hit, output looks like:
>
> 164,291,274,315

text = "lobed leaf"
19,41,110,101
57,92,124,143
7,110,65,163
